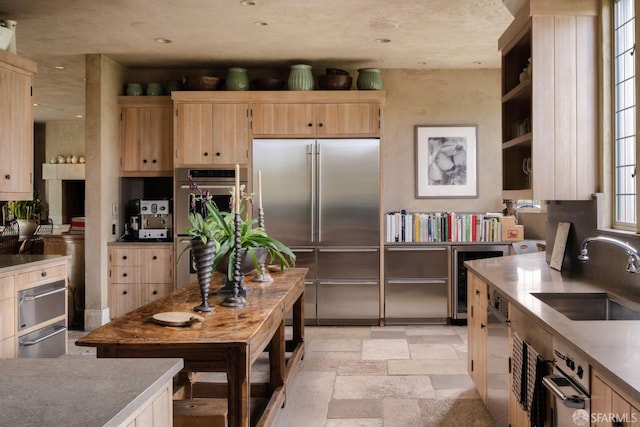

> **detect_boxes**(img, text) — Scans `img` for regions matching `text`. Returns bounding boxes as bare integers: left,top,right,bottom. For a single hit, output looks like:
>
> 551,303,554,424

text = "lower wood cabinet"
467,271,488,404
591,369,640,427
108,243,173,319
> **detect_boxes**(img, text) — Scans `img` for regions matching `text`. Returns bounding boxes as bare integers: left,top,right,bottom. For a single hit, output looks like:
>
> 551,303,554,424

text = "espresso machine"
129,199,172,240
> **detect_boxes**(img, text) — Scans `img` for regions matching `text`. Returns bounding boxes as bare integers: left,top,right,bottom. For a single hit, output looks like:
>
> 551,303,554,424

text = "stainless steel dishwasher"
486,285,511,427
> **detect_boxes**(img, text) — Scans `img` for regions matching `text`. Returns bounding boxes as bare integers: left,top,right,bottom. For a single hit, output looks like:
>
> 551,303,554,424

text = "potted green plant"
6,193,42,240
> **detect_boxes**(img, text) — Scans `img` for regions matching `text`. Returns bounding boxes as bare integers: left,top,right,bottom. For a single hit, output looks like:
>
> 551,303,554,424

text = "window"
613,0,636,228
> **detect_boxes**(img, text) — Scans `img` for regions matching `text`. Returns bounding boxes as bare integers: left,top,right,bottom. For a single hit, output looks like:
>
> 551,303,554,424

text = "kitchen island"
0,357,183,426
465,251,640,419
77,267,307,427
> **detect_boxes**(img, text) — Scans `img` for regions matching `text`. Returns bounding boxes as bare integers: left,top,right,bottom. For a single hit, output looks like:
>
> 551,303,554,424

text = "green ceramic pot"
356,68,383,90
288,64,314,91
225,67,249,91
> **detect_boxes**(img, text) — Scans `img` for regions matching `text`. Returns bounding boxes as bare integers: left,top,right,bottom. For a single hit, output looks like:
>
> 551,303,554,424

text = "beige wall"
44,121,85,162
381,69,504,213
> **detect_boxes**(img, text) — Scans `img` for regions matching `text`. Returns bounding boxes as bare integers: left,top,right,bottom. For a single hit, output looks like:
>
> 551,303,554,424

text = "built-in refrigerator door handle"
309,143,316,243
316,142,322,242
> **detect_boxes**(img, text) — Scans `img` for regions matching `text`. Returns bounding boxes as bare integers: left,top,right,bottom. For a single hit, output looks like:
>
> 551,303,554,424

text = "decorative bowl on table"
317,74,353,90
183,75,223,91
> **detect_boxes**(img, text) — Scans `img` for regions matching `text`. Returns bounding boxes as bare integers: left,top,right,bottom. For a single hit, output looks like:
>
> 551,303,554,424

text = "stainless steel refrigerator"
252,138,380,325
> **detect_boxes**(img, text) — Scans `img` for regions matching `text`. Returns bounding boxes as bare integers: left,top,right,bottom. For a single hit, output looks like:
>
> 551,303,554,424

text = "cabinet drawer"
385,279,448,320
110,266,141,284
317,248,379,279
385,246,448,278
109,248,139,266
469,273,487,307
0,275,15,300
141,283,172,304
16,263,66,288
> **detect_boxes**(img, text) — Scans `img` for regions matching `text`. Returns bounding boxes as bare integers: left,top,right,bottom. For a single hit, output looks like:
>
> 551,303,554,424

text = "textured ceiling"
0,0,515,121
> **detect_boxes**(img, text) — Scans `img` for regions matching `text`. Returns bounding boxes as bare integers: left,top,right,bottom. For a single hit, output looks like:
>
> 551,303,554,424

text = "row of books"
385,211,506,243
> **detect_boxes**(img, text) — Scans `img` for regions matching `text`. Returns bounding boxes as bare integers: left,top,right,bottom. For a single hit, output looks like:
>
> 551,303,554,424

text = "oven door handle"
542,374,588,409
23,286,66,302
21,325,67,346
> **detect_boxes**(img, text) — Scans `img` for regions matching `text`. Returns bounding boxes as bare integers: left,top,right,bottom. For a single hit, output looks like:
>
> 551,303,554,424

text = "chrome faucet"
578,236,640,273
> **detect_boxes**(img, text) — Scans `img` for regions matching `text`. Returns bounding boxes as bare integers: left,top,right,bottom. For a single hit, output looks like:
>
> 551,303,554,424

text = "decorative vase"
356,68,383,90
16,219,38,241
288,64,314,91
126,83,143,96
225,67,249,91
146,82,163,96
217,247,268,295
190,239,216,312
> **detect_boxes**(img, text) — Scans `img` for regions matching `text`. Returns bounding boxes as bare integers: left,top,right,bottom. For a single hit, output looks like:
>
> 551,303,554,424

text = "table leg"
293,292,305,348
270,321,285,393
227,346,250,427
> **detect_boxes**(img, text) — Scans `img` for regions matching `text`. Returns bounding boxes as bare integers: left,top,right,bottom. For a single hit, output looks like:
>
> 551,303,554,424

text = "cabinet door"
140,247,172,284
0,65,34,199
468,272,487,403
251,103,316,136
175,103,249,165
315,103,380,136
141,283,172,305
120,105,173,176
109,246,140,266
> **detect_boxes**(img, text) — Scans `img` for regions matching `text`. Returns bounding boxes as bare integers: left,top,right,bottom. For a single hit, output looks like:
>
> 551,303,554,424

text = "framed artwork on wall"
415,125,478,198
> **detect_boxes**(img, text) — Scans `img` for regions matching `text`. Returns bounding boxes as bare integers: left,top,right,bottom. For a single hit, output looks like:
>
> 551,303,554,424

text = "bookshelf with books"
385,211,506,244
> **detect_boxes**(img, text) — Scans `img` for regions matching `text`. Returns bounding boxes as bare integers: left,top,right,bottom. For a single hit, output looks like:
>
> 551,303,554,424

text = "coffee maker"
129,199,172,240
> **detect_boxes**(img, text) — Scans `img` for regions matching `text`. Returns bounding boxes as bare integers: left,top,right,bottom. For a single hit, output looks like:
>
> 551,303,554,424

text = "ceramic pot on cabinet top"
356,68,382,90
225,67,249,91
288,64,314,91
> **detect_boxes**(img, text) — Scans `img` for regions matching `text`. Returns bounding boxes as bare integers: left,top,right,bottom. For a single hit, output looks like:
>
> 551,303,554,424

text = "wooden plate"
152,311,205,327
267,264,281,273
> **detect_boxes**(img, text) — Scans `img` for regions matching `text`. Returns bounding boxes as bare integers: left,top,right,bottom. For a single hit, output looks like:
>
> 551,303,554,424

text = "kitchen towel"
529,354,547,427
511,331,526,409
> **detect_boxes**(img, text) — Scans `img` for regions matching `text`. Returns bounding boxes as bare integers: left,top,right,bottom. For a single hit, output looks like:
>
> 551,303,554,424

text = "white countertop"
465,251,640,403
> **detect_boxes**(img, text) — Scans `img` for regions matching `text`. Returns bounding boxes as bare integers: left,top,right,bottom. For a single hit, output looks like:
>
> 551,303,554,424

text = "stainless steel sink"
531,292,640,321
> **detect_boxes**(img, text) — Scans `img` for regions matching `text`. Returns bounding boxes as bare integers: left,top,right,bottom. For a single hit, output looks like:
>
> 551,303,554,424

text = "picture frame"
415,125,478,198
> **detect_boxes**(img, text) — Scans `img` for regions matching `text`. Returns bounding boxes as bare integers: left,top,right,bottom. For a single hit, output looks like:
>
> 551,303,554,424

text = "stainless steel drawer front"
384,279,448,320
19,320,67,358
18,280,66,330
385,246,448,278
317,248,380,279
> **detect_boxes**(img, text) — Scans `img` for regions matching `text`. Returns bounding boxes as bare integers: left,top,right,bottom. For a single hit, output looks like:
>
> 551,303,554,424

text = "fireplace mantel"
42,164,85,225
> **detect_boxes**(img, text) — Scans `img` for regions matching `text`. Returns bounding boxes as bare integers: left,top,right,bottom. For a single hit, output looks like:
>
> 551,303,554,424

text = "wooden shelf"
502,189,533,200
502,133,532,149
502,78,531,103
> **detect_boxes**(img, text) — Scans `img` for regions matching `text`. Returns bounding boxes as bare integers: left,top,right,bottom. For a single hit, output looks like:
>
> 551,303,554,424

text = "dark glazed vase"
191,239,216,312
216,247,268,295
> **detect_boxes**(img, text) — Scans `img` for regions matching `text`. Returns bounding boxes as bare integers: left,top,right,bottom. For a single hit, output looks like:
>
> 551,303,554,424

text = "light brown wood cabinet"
467,271,488,404
108,243,173,319
119,97,173,176
251,102,380,137
0,275,16,358
499,0,598,200
591,369,640,426
0,50,37,200
174,102,249,167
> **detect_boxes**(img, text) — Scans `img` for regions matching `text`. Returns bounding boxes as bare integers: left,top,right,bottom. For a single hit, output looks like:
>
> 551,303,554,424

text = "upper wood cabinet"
171,92,384,161
174,101,249,167
119,97,173,177
0,50,37,200
499,0,598,201
251,102,380,137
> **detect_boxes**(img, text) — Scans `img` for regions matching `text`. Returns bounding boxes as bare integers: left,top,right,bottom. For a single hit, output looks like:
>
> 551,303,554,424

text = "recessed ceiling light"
418,61,427,65
241,0,256,5
473,61,482,65
253,20,268,26
33,103,39,107
154,38,172,44
54,65,65,70
375,38,391,44
76,115,83,118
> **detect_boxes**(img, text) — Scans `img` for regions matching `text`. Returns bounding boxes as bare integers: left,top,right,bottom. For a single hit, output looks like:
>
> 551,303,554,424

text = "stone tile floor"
67,325,495,426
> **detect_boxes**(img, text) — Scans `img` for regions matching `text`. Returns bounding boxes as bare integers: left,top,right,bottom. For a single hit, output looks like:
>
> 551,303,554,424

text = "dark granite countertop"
466,251,640,404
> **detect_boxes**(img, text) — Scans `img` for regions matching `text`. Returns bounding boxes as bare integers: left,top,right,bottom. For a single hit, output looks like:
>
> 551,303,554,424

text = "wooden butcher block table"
77,268,307,427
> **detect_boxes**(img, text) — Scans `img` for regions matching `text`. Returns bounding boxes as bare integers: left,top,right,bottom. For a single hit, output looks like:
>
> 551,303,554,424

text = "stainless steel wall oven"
174,167,248,288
